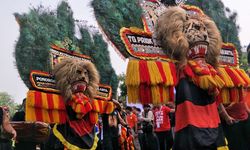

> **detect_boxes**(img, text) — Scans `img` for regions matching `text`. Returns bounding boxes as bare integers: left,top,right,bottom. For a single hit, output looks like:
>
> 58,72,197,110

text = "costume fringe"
26,90,114,123
127,86,139,103
184,60,225,96
217,67,234,88
126,59,177,104
126,59,140,86
151,86,160,104
162,62,175,86
216,66,250,104
26,90,67,123
147,61,163,85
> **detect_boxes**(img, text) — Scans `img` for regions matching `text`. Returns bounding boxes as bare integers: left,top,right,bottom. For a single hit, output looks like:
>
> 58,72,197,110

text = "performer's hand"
12,130,17,140
225,115,236,125
112,99,121,109
2,109,17,139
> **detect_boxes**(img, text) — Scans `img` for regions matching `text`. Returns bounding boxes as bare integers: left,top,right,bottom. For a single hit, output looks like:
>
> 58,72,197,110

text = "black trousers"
222,117,250,150
155,130,173,150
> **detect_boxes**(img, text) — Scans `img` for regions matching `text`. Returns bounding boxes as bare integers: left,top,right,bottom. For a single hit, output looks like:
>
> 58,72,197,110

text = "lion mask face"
156,6,222,67
52,58,100,101
183,17,209,46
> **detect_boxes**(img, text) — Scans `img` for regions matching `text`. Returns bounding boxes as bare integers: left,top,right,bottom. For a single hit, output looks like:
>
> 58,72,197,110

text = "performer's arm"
1,108,16,139
218,103,235,125
244,102,250,114
117,111,127,126
142,111,154,122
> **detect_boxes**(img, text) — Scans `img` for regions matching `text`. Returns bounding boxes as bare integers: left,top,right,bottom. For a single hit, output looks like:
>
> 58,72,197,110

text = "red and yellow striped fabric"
92,100,114,114
217,67,250,104
119,126,128,150
26,90,115,124
126,59,177,104
26,90,67,123
126,134,135,150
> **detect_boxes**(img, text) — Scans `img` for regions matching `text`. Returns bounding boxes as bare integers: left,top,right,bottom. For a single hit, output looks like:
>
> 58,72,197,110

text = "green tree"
240,51,249,71
92,33,118,97
0,92,17,117
118,73,127,104
56,1,76,43
92,0,143,57
15,1,118,95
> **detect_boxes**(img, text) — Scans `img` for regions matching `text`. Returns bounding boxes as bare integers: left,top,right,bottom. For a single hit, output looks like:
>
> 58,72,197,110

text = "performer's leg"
155,131,166,150
166,130,173,150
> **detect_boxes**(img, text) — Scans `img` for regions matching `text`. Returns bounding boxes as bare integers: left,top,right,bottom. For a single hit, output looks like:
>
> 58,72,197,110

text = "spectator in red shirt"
153,104,175,150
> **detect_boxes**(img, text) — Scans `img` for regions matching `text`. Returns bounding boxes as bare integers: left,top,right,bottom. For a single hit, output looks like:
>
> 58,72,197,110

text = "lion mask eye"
194,24,200,30
83,70,88,75
76,70,82,74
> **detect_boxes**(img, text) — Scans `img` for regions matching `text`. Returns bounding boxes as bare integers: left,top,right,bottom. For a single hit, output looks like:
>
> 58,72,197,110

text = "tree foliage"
92,0,143,57
0,92,18,117
117,73,127,103
14,1,118,96
78,26,118,97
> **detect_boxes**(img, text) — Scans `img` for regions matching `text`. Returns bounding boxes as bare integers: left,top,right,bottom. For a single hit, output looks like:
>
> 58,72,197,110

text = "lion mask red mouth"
71,81,87,93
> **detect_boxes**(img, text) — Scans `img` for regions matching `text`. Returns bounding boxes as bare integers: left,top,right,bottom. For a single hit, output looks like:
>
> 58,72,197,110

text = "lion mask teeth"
71,81,87,93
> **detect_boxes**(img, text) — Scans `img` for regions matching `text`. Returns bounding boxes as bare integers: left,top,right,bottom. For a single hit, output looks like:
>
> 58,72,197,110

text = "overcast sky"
0,0,249,104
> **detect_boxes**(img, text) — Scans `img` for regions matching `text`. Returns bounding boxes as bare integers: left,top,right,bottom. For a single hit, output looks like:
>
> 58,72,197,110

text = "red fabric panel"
175,101,220,132
68,118,94,136
169,62,177,85
47,94,54,122
34,91,43,121
139,60,152,104
169,86,174,102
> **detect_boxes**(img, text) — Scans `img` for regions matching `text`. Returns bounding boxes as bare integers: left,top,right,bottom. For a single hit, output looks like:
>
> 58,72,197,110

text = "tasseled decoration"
224,67,245,87
126,59,140,86
125,59,177,104
147,61,163,85
235,69,250,87
184,60,225,96
126,60,140,103
89,112,99,124
221,89,230,104
68,93,93,119
127,86,139,104
217,67,234,88
169,62,178,85
156,61,167,83
139,60,152,104
91,100,114,114
26,90,67,123
216,66,250,104
151,86,161,104
162,62,175,86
